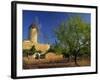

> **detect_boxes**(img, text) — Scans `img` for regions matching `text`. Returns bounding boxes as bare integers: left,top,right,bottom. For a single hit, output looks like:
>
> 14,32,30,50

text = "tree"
23,46,36,57
46,42,64,56
30,45,36,55
23,49,30,57
54,16,90,65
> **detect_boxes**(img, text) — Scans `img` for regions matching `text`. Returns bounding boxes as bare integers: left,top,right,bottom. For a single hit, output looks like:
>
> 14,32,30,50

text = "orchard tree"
54,16,90,65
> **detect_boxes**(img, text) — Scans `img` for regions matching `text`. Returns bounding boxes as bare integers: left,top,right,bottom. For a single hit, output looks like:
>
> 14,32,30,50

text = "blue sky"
23,10,90,44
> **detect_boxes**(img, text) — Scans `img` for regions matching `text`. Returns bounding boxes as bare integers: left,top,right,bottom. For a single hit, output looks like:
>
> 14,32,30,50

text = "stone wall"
45,52,63,62
23,40,33,50
23,40,50,53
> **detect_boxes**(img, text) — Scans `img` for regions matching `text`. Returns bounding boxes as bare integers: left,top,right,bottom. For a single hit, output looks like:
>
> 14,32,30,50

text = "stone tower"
23,22,50,52
29,23,38,44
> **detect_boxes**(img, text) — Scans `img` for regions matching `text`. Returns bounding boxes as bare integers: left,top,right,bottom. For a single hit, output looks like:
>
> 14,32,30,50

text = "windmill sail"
34,16,49,44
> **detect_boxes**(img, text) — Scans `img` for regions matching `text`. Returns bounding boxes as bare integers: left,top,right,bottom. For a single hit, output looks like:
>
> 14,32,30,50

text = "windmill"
34,16,49,44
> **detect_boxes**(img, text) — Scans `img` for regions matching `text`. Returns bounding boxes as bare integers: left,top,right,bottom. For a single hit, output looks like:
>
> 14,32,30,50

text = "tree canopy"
54,16,90,65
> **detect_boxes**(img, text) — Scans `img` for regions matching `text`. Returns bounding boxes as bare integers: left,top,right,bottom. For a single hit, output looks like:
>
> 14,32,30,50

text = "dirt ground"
23,57,90,69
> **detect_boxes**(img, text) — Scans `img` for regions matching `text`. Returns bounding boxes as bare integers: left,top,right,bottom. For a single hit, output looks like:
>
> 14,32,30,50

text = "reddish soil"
23,57,90,69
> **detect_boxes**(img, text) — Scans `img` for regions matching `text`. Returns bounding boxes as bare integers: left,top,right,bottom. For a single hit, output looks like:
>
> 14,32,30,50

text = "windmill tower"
29,23,38,44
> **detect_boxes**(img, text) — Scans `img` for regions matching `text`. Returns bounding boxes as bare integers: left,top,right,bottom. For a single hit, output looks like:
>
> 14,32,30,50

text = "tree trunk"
74,54,79,66
68,56,70,62
74,49,80,66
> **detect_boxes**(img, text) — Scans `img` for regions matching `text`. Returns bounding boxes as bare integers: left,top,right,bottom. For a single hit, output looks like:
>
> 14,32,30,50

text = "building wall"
23,40,33,50
23,26,50,53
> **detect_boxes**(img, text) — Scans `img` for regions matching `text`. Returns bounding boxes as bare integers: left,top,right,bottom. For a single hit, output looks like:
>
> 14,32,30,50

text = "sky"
23,10,90,44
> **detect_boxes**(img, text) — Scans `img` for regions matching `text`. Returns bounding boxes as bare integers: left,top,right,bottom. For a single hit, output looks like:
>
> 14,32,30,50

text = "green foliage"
23,45,37,57
23,49,30,57
46,46,56,53
54,16,90,64
30,45,36,55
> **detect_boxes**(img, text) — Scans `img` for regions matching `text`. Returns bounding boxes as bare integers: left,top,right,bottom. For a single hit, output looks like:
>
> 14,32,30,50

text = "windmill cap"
29,23,38,30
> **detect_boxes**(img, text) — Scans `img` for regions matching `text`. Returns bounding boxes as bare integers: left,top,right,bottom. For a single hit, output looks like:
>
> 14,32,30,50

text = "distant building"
23,23,50,54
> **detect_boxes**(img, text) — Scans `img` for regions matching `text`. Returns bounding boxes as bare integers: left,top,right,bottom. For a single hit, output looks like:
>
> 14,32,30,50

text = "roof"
29,23,38,30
